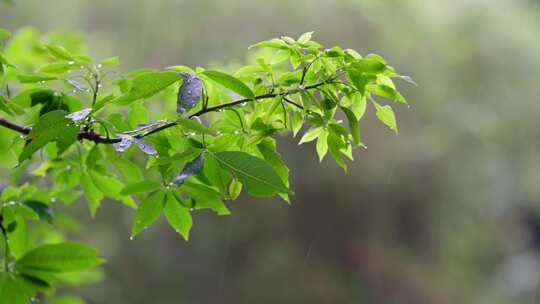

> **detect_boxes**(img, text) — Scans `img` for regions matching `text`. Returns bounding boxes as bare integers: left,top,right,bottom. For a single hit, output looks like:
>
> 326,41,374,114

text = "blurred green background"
2,0,540,303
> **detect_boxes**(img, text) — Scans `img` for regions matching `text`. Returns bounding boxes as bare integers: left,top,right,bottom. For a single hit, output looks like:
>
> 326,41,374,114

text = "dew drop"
129,236,134,240
39,80,46,84
189,132,196,136
233,130,240,134
189,208,194,211
68,60,75,65
50,197,57,203
240,102,247,107
72,90,77,93
97,64,103,69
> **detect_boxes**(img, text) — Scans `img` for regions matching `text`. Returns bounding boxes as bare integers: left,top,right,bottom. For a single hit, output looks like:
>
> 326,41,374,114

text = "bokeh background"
2,0,540,303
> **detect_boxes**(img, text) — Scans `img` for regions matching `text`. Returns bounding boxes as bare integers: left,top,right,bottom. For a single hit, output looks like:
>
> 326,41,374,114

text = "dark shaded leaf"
23,200,53,224
177,73,203,114
173,154,204,186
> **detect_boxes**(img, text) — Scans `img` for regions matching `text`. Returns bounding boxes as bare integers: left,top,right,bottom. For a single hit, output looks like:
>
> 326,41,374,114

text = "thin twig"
0,76,336,144
282,97,304,110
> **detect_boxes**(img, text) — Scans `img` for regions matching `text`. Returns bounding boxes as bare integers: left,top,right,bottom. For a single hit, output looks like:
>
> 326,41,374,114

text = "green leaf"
120,180,161,195
16,242,104,272
19,110,79,162
89,171,136,208
0,28,10,43
176,117,213,134
257,138,290,202
164,191,192,241
350,93,367,119
297,31,314,44
80,172,103,217
250,38,289,50
6,213,28,259
0,95,14,116
350,56,387,74
16,72,57,83
99,56,120,66
298,127,322,145
291,111,303,137
181,182,230,215
368,84,407,104
131,191,165,237
201,70,255,99
373,102,398,133
328,130,348,172
45,44,73,61
340,106,361,145
38,62,72,74
213,151,288,197
316,129,329,162
229,178,242,199
114,71,182,105
203,154,231,194
0,273,32,304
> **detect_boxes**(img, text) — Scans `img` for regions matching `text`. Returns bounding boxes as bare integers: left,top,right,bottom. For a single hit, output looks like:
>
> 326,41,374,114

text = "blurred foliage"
1,0,540,303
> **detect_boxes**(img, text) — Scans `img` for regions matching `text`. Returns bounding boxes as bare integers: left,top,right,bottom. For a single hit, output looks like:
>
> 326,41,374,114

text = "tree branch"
0,77,335,144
